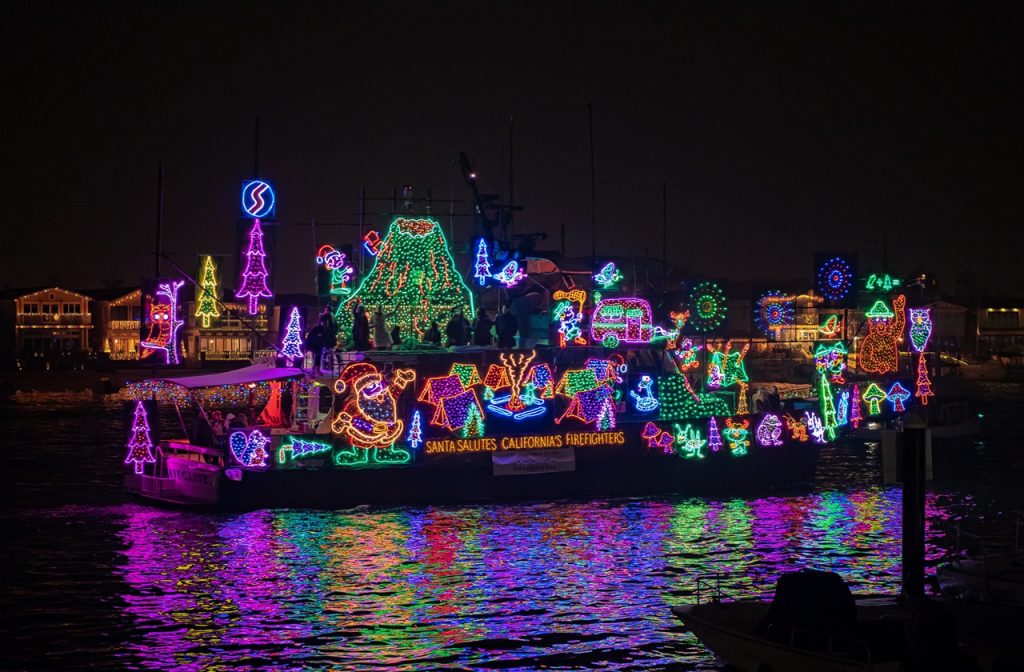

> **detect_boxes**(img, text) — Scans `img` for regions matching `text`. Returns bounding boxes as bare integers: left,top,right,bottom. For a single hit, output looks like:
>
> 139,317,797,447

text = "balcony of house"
17,313,93,326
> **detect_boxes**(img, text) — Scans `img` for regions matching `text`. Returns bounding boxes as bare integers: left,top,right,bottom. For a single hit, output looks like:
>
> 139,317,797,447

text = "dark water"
2,386,1022,671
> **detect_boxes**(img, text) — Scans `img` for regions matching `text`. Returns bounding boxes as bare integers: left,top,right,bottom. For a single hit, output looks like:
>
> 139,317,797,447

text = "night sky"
3,3,1022,295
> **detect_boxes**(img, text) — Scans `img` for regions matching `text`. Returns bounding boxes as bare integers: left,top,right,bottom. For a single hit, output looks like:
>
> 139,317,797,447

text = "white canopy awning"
150,363,303,390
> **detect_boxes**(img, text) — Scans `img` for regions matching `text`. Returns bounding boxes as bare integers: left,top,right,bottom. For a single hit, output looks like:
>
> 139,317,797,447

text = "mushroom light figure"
886,382,912,413
862,383,887,416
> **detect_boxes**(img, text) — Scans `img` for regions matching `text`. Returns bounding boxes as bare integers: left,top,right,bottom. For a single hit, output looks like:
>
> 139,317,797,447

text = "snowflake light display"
816,256,853,302
687,281,727,333
756,291,795,339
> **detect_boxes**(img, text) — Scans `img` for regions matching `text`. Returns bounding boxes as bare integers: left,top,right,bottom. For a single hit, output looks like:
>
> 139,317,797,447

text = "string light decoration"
908,308,933,353
783,414,809,442
473,239,492,286
674,423,707,459
756,414,784,447
837,390,850,426
280,307,304,366
195,256,220,328
630,375,660,413
124,401,156,474
886,382,911,413
862,383,887,416
706,342,750,390
236,219,273,315
642,422,674,453
362,230,382,256
277,437,333,465
316,245,355,295
850,384,863,428
586,355,626,386
818,314,844,339
687,281,727,333
816,256,854,302
527,363,555,399
488,351,547,420
554,367,616,429
332,362,416,450
914,354,934,406
805,412,827,444
553,289,588,315
860,295,906,375
814,342,848,384
591,297,654,347
756,291,795,339
126,377,310,409
336,218,475,338
593,262,623,289
865,273,901,292
140,280,185,365
658,375,730,419
708,416,723,452
492,261,526,288
673,337,702,372
723,419,750,456
553,301,587,346
418,372,486,436
449,363,483,388
229,429,270,467
407,411,423,449
818,376,838,440
736,382,750,415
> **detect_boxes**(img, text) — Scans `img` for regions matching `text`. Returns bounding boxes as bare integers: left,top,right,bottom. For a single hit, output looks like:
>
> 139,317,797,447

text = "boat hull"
219,441,819,509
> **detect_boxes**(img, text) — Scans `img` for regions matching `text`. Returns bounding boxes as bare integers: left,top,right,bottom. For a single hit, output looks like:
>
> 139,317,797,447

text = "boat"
672,570,963,672
119,212,931,509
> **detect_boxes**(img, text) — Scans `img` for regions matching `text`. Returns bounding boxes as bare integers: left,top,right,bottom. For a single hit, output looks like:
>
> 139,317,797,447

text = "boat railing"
764,623,873,664
695,574,747,604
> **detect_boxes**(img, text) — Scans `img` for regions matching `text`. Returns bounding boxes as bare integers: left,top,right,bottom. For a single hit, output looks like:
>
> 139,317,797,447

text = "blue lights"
241,180,276,219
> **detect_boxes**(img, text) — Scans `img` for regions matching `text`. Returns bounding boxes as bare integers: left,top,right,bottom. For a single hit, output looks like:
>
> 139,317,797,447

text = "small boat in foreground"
672,570,962,672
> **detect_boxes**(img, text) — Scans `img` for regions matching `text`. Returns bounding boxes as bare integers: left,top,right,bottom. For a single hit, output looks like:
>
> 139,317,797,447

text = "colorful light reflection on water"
96,490,942,671
3,390,1019,671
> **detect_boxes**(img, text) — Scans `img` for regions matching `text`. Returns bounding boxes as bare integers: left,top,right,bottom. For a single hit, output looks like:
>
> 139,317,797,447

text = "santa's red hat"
334,362,378,394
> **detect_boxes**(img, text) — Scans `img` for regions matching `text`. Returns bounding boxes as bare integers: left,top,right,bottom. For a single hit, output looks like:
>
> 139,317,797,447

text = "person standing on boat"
306,322,324,371
423,321,442,346
351,300,371,351
372,307,392,349
472,310,494,346
496,304,518,348
445,310,468,347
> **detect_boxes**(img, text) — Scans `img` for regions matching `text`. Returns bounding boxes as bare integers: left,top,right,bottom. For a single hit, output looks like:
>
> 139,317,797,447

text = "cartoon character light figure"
860,295,906,374
140,280,185,365
756,414,784,447
333,362,416,454
630,375,660,413
492,261,526,288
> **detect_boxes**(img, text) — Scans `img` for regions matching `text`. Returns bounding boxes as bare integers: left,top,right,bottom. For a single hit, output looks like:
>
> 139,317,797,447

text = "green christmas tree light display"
335,218,474,339
195,255,220,328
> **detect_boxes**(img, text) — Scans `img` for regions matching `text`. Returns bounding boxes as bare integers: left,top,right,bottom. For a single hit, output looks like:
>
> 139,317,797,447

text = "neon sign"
241,180,276,219
864,273,901,292
423,430,625,454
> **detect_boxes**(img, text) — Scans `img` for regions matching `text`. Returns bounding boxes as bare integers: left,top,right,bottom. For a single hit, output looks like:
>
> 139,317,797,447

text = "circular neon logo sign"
241,180,275,219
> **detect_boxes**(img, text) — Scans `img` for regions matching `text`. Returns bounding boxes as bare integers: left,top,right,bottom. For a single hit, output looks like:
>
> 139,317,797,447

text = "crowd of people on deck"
331,299,519,353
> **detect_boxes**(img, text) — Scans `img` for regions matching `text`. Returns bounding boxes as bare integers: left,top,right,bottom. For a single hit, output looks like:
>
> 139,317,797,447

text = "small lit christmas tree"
474,238,492,286
195,255,220,328
125,401,156,474
280,307,304,366
707,416,723,452
850,384,863,429
407,410,422,448
236,219,273,315
914,353,934,405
